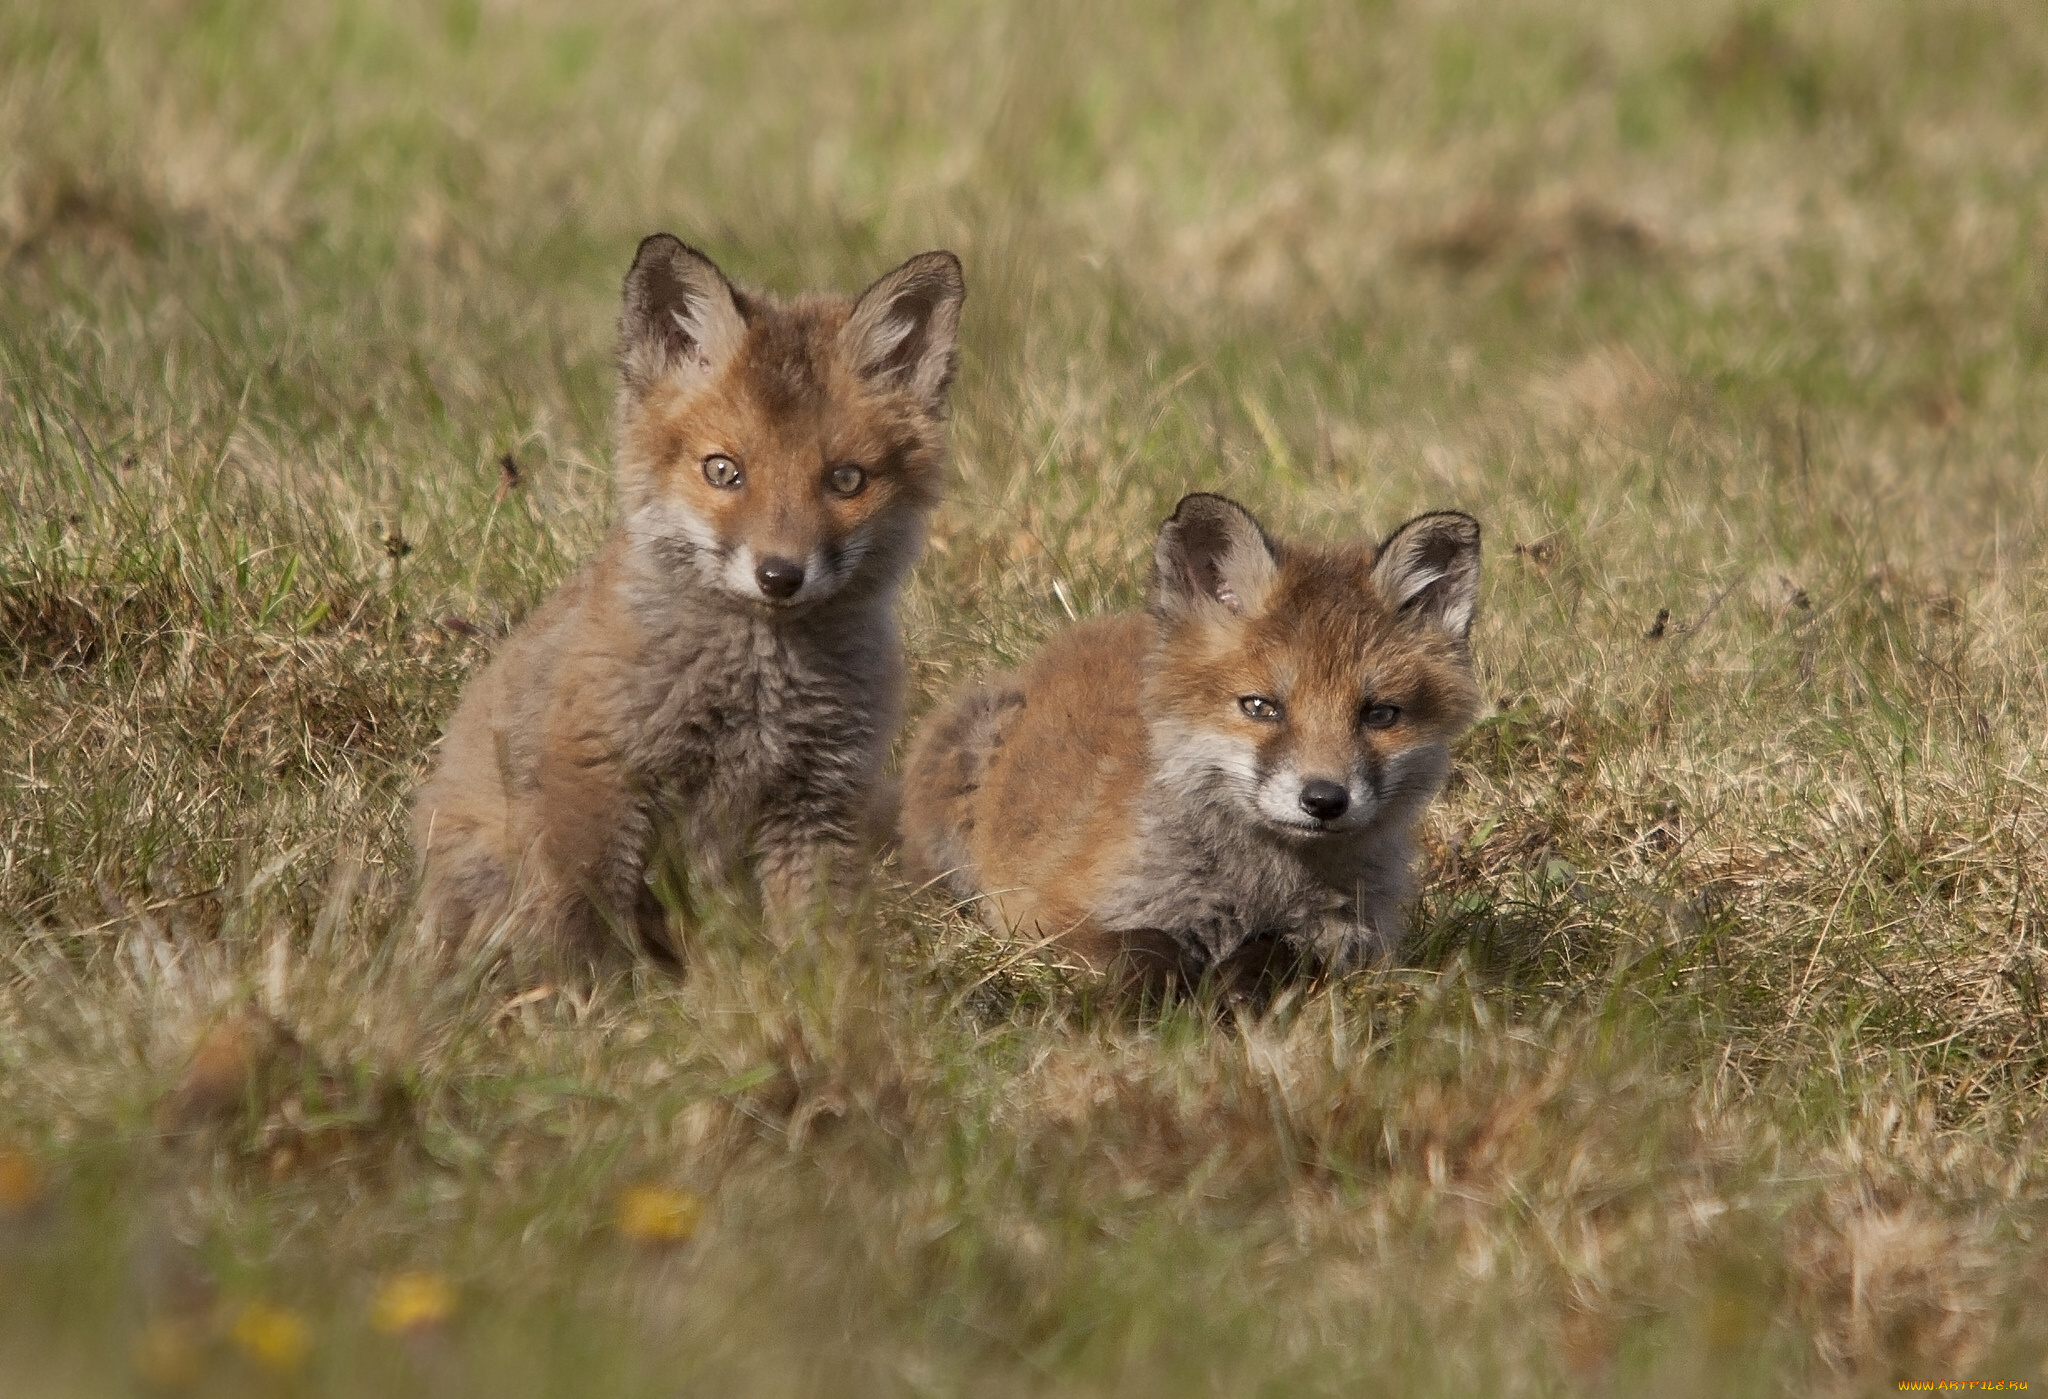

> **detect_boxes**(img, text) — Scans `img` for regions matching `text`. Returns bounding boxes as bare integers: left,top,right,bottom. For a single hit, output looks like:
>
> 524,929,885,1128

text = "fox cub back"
899,493,1481,986
414,235,965,965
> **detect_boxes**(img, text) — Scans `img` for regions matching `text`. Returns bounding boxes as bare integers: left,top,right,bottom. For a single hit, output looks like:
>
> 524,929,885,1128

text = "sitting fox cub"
415,234,965,960
899,493,1481,985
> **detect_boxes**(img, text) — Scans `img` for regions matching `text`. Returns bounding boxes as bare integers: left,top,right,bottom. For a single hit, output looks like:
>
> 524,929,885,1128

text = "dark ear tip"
1159,493,1279,569
1168,492,1250,524
903,249,966,297
1165,493,1272,548
1437,510,1481,546
626,233,723,279
1393,509,1482,550
627,232,683,275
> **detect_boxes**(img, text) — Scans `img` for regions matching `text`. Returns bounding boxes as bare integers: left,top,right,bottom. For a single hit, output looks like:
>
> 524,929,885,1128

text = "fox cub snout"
899,493,1482,984
414,234,965,962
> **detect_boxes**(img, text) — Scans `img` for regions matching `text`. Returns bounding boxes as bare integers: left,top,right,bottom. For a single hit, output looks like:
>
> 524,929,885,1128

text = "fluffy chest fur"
613,560,899,836
1097,776,1406,966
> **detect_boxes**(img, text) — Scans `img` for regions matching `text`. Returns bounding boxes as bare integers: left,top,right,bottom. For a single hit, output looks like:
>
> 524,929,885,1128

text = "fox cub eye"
1239,696,1283,722
1362,703,1401,729
702,454,743,490
827,464,867,496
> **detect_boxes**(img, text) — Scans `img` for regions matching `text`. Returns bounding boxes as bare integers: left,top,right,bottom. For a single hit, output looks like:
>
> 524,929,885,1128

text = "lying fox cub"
415,234,965,962
899,493,1481,987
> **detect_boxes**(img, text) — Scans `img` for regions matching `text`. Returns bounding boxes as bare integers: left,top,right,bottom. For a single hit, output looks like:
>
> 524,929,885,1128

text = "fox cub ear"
1372,510,1482,639
841,251,966,410
1150,493,1281,621
617,233,747,397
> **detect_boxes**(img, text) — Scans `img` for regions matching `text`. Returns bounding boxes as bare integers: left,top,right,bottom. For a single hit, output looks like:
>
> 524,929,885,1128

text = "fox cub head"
612,234,965,608
1145,494,1483,840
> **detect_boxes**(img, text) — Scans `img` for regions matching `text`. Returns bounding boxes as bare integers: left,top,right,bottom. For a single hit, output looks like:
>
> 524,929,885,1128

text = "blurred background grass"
4,1,2048,1394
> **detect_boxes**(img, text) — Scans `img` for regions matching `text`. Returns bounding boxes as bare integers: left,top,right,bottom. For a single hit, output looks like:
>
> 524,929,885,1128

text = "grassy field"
5,0,2048,1392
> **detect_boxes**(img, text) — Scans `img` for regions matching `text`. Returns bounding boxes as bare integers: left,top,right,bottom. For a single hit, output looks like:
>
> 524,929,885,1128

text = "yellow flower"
371,1270,456,1334
229,1300,310,1373
132,1319,206,1389
0,1146,45,1215
614,1184,705,1244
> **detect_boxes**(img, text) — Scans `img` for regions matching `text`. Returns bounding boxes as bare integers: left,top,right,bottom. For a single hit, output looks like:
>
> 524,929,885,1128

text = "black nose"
755,557,805,600
1299,780,1349,821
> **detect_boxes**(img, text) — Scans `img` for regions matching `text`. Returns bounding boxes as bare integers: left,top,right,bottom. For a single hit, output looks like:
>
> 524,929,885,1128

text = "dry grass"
4,0,2048,1393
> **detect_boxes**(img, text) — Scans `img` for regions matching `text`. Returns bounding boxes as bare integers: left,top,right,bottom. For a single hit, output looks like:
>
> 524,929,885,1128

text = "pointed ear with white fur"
1371,510,1482,639
1149,494,1281,621
840,250,965,410
616,233,747,397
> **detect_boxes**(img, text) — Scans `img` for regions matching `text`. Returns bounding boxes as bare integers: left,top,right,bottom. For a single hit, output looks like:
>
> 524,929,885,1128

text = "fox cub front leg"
526,712,660,958
1300,854,1418,970
1304,909,1402,971
752,759,875,941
